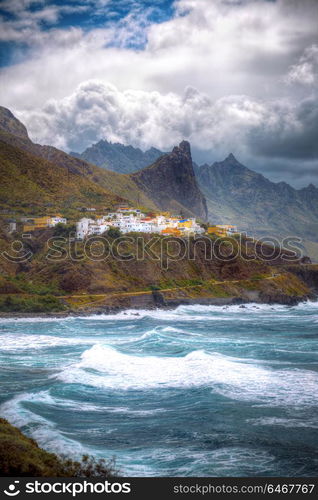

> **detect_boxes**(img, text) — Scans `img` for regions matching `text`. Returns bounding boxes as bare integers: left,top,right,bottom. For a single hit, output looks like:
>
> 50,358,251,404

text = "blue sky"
0,0,318,187
0,0,175,66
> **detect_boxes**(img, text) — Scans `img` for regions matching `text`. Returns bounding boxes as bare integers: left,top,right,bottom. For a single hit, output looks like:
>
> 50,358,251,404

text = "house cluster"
76,206,205,240
20,215,67,232
4,206,239,240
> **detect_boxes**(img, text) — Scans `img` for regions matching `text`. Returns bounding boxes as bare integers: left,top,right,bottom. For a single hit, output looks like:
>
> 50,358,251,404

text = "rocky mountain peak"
0,106,29,139
305,183,317,191
225,153,237,162
72,138,165,174
132,141,208,220
177,140,192,157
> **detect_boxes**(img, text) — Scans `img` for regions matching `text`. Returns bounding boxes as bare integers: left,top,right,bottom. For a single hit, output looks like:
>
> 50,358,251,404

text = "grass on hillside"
0,418,118,477
0,294,66,313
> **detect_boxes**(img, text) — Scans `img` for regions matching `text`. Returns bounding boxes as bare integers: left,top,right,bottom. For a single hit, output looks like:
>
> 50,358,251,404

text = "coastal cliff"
132,141,208,220
0,418,116,477
0,226,314,315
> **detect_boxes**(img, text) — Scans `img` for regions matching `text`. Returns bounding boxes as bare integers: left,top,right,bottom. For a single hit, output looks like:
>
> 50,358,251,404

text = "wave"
0,392,85,456
0,300,316,326
248,417,318,429
55,344,318,407
0,334,96,351
75,300,318,322
117,445,275,477
0,316,73,324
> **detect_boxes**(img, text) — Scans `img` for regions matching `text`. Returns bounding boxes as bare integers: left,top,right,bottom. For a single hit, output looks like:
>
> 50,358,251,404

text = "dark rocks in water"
152,290,168,308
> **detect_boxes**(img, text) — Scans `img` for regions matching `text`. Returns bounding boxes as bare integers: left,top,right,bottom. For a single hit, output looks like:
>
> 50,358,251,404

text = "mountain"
132,141,208,220
72,140,165,174
196,153,318,260
0,139,128,214
0,107,29,139
0,107,207,220
0,107,156,213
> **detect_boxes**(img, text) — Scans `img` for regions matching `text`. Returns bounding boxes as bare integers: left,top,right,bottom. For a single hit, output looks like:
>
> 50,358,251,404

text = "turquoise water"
1,302,318,477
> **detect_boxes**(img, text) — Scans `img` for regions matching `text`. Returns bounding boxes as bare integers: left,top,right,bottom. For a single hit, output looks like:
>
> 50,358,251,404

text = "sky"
0,0,318,187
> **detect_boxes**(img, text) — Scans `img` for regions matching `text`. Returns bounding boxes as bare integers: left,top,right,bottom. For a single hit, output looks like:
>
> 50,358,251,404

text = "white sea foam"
55,344,318,407
0,334,96,351
119,445,275,476
248,417,318,429
0,316,73,324
0,392,88,455
0,393,84,456
161,326,185,333
0,300,316,326
74,300,318,322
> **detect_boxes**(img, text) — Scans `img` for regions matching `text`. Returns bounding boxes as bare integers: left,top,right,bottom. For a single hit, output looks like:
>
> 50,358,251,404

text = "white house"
49,216,67,227
76,218,95,239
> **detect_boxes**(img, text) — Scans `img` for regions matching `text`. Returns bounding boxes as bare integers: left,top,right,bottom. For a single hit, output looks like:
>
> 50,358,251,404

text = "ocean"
1,302,318,477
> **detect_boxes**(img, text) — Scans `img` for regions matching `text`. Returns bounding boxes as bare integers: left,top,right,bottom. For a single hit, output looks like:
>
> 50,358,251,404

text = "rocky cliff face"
196,153,318,261
0,106,29,139
284,264,318,293
131,141,208,220
72,140,164,174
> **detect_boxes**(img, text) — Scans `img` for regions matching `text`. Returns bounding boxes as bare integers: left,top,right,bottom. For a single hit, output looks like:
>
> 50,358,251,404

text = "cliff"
0,226,313,315
132,141,208,220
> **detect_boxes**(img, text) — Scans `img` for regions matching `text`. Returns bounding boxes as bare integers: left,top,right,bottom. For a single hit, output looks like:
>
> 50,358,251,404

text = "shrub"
149,284,161,291
0,295,66,312
53,224,76,238
107,227,122,239
0,418,118,477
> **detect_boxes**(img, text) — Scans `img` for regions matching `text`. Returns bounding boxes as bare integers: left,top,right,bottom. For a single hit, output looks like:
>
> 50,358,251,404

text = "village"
4,206,238,240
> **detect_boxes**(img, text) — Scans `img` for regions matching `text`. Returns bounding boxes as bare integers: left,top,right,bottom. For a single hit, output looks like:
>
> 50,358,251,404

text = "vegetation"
106,226,122,239
0,295,65,313
0,224,312,313
0,138,125,215
6,274,62,295
53,223,76,238
0,418,118,477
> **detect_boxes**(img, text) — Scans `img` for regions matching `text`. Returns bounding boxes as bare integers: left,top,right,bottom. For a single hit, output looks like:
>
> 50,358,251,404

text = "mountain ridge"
195,154,318,260
72,139,165,174
0,107,207,220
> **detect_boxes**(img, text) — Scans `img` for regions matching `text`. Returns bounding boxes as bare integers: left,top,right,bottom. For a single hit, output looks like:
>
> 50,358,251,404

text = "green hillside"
0,139,126,215
0,418,117,477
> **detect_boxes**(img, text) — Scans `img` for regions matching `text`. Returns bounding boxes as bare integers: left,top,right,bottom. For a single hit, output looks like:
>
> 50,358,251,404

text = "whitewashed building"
49,216,67,227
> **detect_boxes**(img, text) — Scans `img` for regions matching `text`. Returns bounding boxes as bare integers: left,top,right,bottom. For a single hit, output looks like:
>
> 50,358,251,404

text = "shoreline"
0,292,316,319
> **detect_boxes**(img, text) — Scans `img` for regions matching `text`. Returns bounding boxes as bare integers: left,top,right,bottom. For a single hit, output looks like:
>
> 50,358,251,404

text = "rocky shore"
0,288,316,320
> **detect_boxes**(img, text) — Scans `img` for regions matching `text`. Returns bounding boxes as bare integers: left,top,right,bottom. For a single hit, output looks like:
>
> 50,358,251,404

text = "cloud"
17,79,318,172
248,96,318,160
285,44,318,86
0,2,90,43
2,0,318,106
1,0,318,186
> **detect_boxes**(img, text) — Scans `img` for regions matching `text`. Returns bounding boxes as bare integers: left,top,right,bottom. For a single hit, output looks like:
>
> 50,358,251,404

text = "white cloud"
17,79,318,166
2,0,318,108
0,2,89,42
1,0,318,185
285,44,318,86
